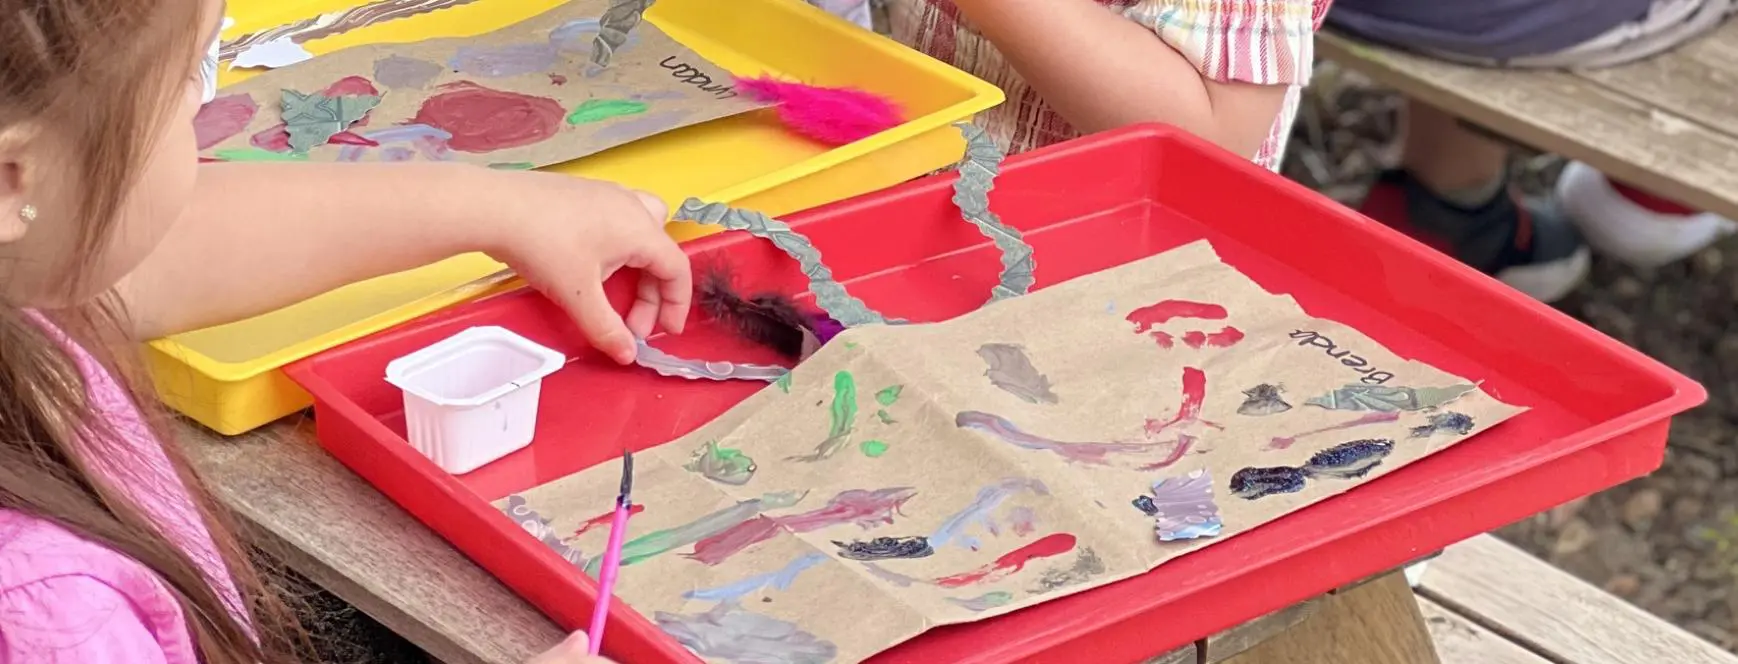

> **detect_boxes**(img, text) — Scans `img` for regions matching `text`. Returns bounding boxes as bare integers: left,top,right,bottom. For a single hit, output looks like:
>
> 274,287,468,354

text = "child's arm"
116,162,688,364
951,0,1313,158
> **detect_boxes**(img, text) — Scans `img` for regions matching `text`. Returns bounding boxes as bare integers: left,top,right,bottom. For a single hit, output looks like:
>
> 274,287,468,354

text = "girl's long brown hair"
1,1,302,661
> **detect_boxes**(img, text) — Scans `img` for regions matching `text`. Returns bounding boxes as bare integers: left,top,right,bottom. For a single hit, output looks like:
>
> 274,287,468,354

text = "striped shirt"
888,0,1331,170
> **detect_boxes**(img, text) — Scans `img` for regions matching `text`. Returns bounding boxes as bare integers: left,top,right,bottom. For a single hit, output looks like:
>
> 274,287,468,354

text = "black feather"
697,263,812,360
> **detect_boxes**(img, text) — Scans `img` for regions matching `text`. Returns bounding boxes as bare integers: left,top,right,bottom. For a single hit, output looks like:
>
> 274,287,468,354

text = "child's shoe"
1556,160,1737,269
1358,169,1591,303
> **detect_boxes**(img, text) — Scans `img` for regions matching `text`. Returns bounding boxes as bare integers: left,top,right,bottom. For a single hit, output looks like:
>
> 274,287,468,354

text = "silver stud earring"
18,204,36,224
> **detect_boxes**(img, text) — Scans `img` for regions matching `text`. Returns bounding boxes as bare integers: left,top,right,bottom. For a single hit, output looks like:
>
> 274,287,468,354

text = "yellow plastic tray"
148,0,1003,435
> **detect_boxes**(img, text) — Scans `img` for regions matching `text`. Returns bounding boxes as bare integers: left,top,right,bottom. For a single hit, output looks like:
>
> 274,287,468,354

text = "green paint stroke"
684,440,756,486
828,371,859,441
786,371,860,462
488,162,537,170
567,98,649,125
582,490,806,576
860,440,889,457
876,409,896,425
213,147,309,162
876,385,903,407
775,373,793,393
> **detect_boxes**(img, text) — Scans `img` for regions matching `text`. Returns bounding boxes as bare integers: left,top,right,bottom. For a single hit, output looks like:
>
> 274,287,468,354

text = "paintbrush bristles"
697,263,815,360
619,450,635,502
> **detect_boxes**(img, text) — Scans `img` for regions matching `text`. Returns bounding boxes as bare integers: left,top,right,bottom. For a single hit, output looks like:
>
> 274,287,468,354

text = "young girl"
0,0,683,661
883,0,1332,170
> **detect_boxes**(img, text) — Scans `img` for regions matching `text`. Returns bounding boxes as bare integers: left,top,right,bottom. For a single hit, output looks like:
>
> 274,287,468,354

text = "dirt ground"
1287,62,1738,650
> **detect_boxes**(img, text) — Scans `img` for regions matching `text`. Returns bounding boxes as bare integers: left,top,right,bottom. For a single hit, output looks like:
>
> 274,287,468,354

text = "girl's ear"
0,122,45,245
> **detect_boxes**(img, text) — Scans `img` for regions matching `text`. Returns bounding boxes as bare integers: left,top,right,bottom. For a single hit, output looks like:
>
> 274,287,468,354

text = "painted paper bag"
502,240,1525,664
198,0,768,167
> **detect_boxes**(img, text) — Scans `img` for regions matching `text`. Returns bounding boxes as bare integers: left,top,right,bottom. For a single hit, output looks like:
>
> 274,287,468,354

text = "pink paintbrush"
586,450,635,656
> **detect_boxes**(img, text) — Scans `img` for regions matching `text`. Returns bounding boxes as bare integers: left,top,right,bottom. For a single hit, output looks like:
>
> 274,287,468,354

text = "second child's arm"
951,0,1312,158
117,162,689,364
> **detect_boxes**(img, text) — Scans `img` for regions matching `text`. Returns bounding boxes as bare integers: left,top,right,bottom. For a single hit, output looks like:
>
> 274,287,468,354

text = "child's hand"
492,172,692,364
526,631,617,664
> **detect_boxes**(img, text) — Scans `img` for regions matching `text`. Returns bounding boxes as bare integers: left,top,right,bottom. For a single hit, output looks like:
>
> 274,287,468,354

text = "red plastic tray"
285,124,1705,664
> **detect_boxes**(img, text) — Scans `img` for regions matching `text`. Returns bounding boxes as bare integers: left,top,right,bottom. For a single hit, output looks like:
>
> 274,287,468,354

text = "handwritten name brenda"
1288,330,1394,385
659,57,737,99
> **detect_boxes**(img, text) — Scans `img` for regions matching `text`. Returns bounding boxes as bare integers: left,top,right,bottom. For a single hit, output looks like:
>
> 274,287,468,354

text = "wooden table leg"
1223,573,1441,664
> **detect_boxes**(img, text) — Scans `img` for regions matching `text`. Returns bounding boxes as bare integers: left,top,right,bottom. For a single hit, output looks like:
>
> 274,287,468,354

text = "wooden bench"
1417,535,1737,664
1316,22,1738,221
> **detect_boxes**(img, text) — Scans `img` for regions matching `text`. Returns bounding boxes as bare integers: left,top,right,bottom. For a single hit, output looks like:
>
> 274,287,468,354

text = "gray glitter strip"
591,0,655,68
952,122,1034,303
634,339,789,382
501,495,588,569
674,199,891,327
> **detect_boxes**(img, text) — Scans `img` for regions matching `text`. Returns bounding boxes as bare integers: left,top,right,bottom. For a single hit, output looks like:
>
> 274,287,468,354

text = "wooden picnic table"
1317,20,1738,221
184,416,1738,664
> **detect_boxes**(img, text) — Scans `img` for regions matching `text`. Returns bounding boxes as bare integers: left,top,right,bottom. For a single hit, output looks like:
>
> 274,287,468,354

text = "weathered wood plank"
180,420,565,664
1575,20,1738,139
1318,31,1738,221
1420,535,1738,664
1419,598,1549,664
1225,574,1441,664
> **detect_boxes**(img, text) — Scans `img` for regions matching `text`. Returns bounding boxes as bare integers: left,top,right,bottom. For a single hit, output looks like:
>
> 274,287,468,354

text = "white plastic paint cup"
384,326,565,475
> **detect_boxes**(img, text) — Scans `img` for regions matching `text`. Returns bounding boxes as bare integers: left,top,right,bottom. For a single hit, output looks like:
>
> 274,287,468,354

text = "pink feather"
734,76,903,146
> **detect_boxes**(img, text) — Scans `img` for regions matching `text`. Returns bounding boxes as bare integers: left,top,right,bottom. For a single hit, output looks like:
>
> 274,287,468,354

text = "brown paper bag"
200,0,768,166
500,240,1524,663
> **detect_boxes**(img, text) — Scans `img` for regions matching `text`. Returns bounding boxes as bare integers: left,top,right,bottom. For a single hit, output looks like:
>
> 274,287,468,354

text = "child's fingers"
624,273,662,340
526,631,601,663
636,240,693,335
558,279,636,365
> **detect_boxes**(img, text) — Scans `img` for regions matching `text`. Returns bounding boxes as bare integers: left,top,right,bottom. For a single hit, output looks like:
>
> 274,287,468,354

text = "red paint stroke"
933,533,1077,588
569,503,645,538
1136,433,1197,471
323,76,381,97
548,74,568,85
1181,326,1245,349
1127,300,1241,349
686,487,917,565
249,125,376,151
411,81,565,153
1206,327,1244,347
194,94,259,149
247,77,385,153
1147,367,1221,434
1267,412,1401,450
1126,300,1228,333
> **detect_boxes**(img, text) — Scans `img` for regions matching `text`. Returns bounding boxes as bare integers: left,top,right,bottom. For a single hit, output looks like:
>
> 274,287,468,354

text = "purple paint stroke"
956,411,1171,465
372,55,444,89
686,487,917,566
1266,411,1401,450
929,478,1050,551
444,19,613,79
381,146,415,161
1008,506,1037,537
338,124,454,162
449,42,560,78
589,109,694,143
861,562,927,588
